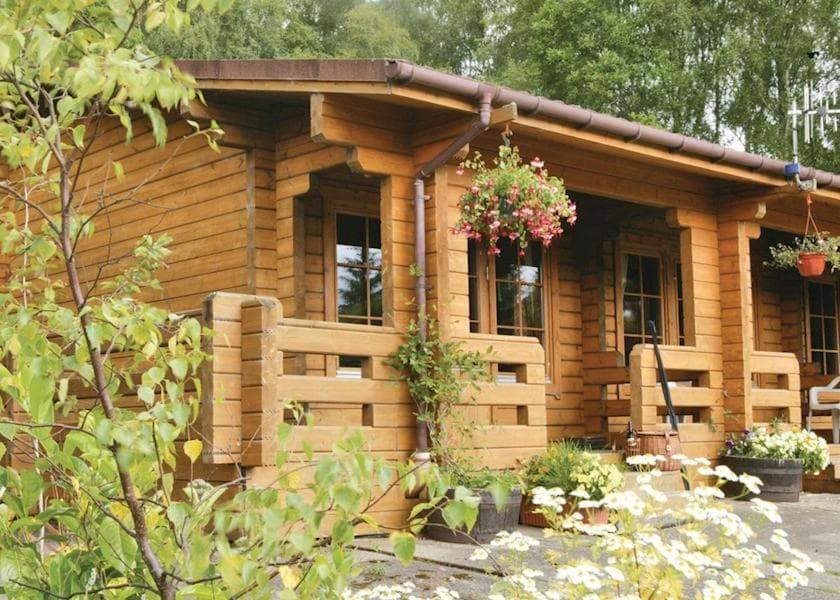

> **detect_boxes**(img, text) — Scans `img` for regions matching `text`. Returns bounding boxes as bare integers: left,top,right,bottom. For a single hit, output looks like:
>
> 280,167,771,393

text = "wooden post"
717,205,764,433
240,298,282,466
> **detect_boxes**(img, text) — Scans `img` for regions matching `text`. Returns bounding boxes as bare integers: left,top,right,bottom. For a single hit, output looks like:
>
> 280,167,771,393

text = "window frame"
467,239,552,375
615,244,682,363
330,211,383,327
804,279,840,376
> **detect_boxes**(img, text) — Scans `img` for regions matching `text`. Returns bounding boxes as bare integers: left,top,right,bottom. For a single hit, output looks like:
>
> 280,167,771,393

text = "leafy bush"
520,441,623,501
386,313,489,467
725,426,830,474
0,3,483,596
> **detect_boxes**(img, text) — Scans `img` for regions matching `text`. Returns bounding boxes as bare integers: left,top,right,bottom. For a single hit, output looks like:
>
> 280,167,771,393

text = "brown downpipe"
411,93,493,462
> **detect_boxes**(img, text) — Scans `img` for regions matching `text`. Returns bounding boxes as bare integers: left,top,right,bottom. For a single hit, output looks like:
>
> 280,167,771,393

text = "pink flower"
456,166,465,175
531,157,544,168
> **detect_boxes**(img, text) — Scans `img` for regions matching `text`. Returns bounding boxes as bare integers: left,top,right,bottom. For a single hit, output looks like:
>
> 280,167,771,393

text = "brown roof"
178,59,840,191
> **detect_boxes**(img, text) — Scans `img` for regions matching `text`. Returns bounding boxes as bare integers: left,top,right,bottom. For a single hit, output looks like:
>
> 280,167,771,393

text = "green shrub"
521,441,624,501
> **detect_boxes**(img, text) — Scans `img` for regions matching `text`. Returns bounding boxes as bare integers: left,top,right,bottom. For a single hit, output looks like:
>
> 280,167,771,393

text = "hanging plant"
452,134,576,255
766,233,840,277
766,193,840,277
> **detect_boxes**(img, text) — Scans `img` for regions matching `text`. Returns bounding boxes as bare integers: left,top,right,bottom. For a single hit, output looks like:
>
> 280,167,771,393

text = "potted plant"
519,441,624,528
452,134,576,256
721,426,830,502
766,233,840,277
422,467,521,544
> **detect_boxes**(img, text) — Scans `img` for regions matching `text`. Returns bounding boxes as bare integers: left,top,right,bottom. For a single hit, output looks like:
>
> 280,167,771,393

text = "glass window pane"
624,255,641,294
521,284,543,329
641,256,661,295
340,356,363,368
497,327,517,337
337,215,365,265
644,297,662,337
823,285,837,316
809,283,823,315
520,243,542,284
826,319,838,350
827,353,839,374
338,266,366,317
496,281,516,327
496,240,519,280
623,297,642,335
813,351,824,372
369,270,382,318
624,336,642,362
368,218,382,267
811,317,824,349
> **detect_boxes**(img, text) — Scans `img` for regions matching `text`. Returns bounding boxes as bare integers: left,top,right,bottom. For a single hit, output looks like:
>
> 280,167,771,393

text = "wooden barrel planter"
720,455,803,502
423,488,522,544
519,495,608,528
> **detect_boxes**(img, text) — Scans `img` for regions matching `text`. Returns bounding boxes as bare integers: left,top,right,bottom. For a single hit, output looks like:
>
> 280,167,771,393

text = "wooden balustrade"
629,344,725,457
201,292,548,471
750,350,801,427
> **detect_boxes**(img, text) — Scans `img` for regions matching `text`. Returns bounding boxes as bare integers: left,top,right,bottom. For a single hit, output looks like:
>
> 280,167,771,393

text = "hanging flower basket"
452,136,576,255
766,193,839,278
766,233,840,277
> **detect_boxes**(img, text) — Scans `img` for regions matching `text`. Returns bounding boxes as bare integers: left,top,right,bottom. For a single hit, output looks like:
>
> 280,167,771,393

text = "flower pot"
797,252,826,277
720,455,803,502
422,487,522,544
519,495,608,528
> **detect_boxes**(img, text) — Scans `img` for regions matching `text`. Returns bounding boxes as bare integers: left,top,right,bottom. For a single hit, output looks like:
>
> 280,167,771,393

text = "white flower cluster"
479,454,824,600
728,426,830,473
489,529,540,552
343,582,462,600
529,486,566,512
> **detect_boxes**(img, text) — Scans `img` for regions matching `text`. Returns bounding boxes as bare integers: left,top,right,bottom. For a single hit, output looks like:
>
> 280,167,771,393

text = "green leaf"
72,125,85,149
184,439,203,464
389,531,416,566
138,385,154,405
46,12,70,33
168,356,188,380
0,41,10,69
145,9,166,31
487,480,511,512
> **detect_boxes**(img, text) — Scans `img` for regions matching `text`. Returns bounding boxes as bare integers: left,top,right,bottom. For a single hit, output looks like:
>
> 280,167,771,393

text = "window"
620,253,663,363
495,240,545,344
336,214,382,326
807,282,839,375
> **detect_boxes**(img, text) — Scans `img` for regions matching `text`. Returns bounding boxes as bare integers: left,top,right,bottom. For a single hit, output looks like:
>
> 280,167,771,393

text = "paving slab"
350,493,840,599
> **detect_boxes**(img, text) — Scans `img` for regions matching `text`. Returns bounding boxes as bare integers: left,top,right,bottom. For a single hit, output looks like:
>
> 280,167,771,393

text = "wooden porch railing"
629,344,724,457
201,292,547,470
750,351,801,427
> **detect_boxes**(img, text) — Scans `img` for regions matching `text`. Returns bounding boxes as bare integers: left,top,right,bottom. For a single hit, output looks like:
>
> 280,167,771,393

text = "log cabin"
8,59,840,520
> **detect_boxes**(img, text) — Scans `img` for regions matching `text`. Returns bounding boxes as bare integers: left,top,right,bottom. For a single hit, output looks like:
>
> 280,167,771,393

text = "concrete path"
351,493,840,599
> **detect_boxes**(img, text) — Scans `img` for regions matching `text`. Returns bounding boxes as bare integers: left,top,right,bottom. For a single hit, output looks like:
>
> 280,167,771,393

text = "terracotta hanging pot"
797,252,827,277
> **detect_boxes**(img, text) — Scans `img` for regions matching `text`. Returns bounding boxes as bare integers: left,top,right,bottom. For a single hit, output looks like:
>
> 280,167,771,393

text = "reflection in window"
495,240,544,344
622,254,663,363
336,214,382,326
808,282,839,375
